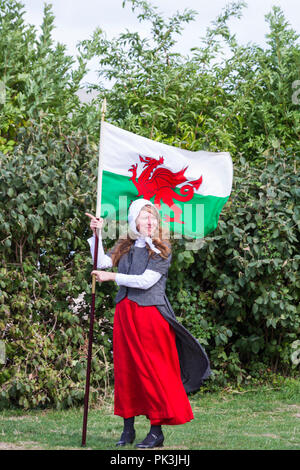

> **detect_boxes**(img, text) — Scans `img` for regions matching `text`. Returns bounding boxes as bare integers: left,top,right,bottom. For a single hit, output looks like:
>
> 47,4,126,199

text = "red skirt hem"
114,409,193,426
113,297,194,426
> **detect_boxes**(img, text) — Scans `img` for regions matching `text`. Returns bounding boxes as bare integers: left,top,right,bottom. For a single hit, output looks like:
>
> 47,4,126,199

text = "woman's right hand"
85,213,104,235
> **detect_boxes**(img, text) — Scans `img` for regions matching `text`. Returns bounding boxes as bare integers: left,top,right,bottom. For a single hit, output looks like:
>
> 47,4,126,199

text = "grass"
0,379,299,450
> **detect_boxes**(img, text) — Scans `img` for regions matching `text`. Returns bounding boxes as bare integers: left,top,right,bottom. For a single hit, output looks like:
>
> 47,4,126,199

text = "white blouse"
88,235,162,290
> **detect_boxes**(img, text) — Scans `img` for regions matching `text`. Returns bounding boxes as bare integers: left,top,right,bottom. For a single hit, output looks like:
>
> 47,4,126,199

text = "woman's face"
136,208,158,237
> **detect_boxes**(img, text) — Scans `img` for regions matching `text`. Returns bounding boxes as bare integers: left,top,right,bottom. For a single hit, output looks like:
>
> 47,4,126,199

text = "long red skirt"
113,297,194,425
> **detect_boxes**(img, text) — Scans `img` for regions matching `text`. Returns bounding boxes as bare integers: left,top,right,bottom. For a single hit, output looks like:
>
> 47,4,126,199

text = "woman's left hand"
92,270,116,283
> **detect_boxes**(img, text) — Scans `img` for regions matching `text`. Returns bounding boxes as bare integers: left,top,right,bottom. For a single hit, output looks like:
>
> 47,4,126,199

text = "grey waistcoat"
113,245,211,393
114,245,169,306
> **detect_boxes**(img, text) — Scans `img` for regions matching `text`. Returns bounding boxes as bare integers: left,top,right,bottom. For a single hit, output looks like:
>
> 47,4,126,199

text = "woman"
86,198,210,448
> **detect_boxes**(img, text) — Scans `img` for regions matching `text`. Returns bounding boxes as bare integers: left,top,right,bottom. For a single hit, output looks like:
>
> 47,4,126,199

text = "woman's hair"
110,205,171,267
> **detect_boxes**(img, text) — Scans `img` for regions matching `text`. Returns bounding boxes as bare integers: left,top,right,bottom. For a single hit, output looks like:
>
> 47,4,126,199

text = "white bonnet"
127,198,161,254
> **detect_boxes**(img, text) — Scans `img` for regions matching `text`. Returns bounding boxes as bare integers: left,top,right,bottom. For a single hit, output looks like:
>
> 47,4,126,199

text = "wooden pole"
81,98,107,447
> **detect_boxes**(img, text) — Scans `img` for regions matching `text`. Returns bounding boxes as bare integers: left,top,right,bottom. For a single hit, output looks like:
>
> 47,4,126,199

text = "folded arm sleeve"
115,269,161,289
87,235,113,269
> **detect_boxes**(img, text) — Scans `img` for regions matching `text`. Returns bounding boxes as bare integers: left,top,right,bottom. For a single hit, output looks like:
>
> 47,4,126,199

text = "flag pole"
81,97,107,447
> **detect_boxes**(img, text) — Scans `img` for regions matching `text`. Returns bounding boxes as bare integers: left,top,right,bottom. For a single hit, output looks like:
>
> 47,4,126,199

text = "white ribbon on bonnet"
127,198,161,254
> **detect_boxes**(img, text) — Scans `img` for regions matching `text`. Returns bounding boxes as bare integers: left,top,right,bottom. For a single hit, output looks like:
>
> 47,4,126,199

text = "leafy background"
0,0,299,408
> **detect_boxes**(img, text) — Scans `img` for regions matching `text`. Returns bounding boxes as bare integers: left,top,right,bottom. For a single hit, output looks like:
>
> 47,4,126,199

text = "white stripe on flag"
101,122,233,198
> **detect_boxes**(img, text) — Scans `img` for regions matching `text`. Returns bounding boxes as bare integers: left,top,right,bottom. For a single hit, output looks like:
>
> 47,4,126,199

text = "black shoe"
116,430,136,446
135,432,164,449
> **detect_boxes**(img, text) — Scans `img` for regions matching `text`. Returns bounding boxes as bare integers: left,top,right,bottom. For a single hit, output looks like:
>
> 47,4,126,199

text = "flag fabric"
99,122,233,239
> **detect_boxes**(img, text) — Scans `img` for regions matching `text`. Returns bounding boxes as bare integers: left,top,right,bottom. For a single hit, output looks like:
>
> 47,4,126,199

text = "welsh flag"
98,122,233,239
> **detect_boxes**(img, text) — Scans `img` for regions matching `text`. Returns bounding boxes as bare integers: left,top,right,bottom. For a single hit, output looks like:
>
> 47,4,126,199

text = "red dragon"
128,156,203,224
